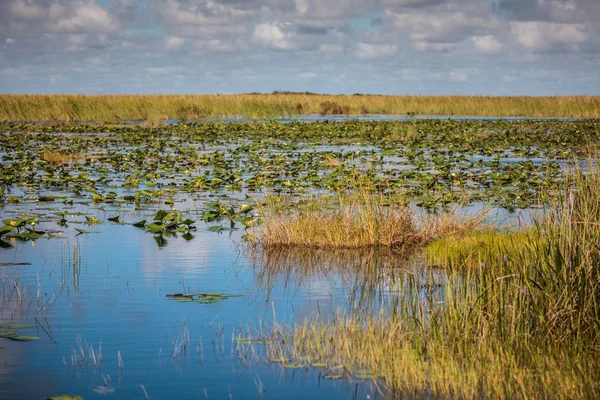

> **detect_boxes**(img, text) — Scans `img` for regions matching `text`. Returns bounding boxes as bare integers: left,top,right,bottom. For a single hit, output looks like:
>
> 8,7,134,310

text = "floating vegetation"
0,119,598,249
235,337,270,345
0,262,31,266
166,292,243,304
0,323,39,342
283,363,306,369
138,210,196,234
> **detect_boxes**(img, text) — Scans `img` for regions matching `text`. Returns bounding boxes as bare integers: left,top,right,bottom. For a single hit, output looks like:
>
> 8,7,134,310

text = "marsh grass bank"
2,94,600,122
254,166,600,399
259,191,488,250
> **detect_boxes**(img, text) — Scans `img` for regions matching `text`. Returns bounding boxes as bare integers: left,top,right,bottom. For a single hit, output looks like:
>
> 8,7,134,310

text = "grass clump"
41,150,80,164
259,191,487,250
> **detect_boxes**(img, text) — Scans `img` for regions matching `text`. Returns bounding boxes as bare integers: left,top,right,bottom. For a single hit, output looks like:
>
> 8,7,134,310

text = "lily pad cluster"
134,210,197,234
1,119,599,248
202,201,258,231
0,217,48,244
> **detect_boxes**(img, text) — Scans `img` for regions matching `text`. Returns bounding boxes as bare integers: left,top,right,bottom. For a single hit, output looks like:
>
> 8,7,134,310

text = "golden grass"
264,314,597,399
2,94,600,122
259,192,487,250
41,150,80,163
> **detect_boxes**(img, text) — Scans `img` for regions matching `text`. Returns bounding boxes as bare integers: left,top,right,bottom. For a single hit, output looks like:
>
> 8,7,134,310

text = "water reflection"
251,246,448,316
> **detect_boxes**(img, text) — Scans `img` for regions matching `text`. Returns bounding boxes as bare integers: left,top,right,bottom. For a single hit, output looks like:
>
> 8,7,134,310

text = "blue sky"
1,0,599,95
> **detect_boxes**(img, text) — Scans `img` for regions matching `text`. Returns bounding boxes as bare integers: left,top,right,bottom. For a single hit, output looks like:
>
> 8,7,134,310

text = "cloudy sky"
1,0,599,95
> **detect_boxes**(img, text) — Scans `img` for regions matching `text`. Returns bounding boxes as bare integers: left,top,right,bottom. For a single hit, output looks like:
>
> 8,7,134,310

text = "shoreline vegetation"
254,165,600,399
2,93,600,122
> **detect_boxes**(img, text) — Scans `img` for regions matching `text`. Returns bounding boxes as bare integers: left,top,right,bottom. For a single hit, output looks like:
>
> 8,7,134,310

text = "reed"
2,94,600,122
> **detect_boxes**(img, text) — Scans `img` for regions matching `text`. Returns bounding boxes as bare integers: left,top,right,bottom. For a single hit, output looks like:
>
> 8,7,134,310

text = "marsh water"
1,119,597,399
2,224,403,399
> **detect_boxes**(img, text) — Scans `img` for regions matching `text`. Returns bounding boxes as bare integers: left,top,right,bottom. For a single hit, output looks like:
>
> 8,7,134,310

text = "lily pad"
0,262,31,266
323,374,344,380
354,369,380,379
283,363,306,369
166,292,243,304
267,357,289,363
0,332,40,341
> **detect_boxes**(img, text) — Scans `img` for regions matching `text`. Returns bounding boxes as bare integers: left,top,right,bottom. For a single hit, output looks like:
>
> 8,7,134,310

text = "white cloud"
145,66,185,75
354,42,397,59
510,21,588,51
414,41,454,52
253,23,293,50
49,4,115,34
165,36,185,51
297,72,317,79
386,4,496,45
154,0,251,39
449,68,478,82
319,43,343,53
10,1,45,21
472,35,502,54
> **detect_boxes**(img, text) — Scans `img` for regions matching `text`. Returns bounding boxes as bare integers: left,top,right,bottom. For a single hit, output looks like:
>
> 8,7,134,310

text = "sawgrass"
2,94,600,122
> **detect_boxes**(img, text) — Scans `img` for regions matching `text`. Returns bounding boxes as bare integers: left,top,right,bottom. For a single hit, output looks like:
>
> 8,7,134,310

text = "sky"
1,0,599,95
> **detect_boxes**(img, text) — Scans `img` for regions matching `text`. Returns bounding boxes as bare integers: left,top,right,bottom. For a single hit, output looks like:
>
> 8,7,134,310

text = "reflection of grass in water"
256,162,600,399
251,246,446,311
61,239,83,295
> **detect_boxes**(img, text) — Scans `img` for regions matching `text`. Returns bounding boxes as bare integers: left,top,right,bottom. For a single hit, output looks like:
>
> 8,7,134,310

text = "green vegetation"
256,165,600,399
0,323,39,342
2,94,600,122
